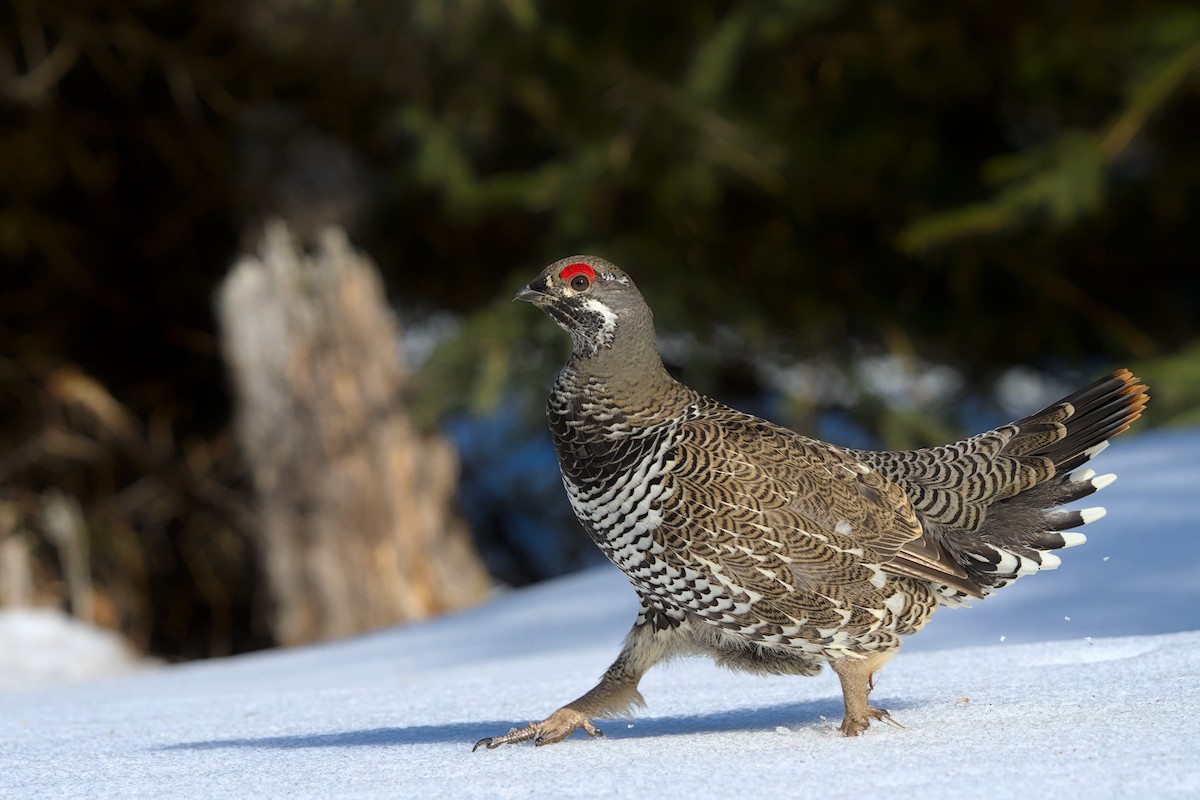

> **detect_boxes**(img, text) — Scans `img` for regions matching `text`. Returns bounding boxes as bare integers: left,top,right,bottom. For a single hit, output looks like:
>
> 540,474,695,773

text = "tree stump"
217,223,489,646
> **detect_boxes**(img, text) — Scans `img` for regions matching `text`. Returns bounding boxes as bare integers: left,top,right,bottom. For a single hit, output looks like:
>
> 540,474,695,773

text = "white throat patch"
581,298,618,347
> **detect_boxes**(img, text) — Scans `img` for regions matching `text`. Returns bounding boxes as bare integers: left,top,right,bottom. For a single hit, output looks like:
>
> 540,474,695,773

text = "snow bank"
0,608,151,691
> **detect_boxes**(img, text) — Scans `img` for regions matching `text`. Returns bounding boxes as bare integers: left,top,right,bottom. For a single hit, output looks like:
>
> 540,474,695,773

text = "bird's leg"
830,651,899,736
474,615,671,750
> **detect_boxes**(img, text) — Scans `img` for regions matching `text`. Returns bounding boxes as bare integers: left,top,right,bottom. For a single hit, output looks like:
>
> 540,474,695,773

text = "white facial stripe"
581,298,618,342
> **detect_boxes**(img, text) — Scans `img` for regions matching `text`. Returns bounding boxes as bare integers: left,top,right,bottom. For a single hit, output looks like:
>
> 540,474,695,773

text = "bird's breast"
558,427,675,558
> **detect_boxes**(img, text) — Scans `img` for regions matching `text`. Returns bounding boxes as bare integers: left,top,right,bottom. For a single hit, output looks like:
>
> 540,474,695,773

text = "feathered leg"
830,651,898,736
474,615,673,750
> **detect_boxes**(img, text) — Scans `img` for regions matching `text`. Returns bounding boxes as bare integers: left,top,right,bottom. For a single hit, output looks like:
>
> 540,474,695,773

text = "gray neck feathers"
568,300,678,408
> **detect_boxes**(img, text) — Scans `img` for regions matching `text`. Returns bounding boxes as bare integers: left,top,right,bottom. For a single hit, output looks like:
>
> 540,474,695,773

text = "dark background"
3,0,1198,660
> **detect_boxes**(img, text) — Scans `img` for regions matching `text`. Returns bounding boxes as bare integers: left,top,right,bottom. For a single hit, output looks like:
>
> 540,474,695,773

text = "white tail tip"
1039,552,1062,570
1016,554,1041,576
1080,507,1107,525
1060,531,1088,548
1091,473,1118,490
1083,441,1110,460
1070,468,1096,483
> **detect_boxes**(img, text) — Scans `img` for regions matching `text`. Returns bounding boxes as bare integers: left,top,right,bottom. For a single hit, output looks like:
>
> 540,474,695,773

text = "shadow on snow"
159,696,917,751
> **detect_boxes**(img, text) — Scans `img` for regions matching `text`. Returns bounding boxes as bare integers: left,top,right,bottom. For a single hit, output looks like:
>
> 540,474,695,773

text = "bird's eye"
559,262,597,291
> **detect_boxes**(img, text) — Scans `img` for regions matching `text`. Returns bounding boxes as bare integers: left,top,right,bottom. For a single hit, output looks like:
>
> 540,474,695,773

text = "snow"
0,608,148,691
3,428,1199,798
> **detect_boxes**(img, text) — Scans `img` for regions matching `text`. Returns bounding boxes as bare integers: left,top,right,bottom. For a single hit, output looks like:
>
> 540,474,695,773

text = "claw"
840,706,902,737
473,708,602,751
534,719,603,746
876,710,905,730
472,722,539,751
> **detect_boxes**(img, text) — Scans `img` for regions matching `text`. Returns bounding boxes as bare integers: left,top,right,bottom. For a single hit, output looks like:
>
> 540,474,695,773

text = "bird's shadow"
160,696,917,751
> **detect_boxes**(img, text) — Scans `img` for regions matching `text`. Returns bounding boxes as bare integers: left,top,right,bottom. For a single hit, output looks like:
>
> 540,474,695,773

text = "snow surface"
3,428,1199,798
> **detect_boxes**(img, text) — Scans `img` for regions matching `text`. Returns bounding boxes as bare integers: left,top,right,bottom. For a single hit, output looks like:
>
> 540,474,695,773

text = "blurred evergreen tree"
4,0,1198,418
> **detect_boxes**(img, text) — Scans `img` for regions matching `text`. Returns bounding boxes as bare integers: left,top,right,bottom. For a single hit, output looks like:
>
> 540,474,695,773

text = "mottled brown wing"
651,405,977,640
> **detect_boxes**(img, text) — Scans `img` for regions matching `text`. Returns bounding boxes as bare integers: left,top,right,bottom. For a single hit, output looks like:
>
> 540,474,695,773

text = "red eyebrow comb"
559,262,595,281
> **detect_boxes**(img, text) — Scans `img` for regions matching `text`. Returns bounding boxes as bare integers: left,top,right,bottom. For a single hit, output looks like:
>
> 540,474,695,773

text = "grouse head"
516,255,655,361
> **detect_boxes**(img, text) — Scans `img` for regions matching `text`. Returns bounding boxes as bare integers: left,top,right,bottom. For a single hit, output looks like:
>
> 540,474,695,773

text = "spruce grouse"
474,255,1148,748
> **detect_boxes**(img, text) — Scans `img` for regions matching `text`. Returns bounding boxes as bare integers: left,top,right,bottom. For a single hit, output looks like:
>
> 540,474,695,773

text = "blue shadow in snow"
159,696,917,751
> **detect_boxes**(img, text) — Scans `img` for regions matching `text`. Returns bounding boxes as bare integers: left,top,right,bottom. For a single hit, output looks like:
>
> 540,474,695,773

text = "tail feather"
1030,370,1148,468
1043,506,1102,531
859,369,1148,601
1052,469,1115,505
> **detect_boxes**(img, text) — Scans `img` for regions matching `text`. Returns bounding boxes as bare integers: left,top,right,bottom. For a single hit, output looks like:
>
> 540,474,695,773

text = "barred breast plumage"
474,255,1149,750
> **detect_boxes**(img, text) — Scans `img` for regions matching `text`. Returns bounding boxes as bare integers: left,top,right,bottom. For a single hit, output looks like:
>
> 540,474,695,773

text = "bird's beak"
513,283,547,303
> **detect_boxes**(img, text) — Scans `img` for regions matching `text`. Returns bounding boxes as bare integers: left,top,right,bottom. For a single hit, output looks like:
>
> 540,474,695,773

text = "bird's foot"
473,707,604,751
839,706,903,737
